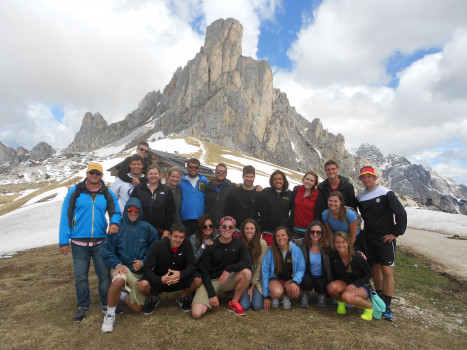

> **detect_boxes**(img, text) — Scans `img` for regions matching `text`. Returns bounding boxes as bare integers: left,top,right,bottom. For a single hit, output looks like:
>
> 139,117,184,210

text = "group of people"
59,141,407,333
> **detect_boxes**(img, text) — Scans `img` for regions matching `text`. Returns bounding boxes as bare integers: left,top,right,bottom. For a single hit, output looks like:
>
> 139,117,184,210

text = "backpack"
326,206,362,232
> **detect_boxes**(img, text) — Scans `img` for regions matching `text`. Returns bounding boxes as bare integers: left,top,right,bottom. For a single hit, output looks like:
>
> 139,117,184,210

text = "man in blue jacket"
179,158,208,236
59,163,121,323
101,197,158,333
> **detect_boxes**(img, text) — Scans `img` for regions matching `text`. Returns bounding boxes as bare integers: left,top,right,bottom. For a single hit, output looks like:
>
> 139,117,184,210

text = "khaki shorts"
111,266,146,306
192,272,238,308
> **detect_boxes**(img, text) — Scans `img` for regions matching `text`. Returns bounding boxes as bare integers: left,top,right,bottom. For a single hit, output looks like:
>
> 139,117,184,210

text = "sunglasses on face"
203,224,214,229
216,170,226,174
188,165,200,169
221,225,234,230
309,230,322,235
88,170,102,176
127,208,140,213
139,148,148,153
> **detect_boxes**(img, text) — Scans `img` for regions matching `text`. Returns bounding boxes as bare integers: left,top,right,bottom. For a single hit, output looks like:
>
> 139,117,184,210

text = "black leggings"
300,274,327,295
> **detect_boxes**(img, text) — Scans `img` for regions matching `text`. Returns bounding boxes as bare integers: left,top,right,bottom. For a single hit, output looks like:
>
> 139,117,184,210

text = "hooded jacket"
102,197,159,273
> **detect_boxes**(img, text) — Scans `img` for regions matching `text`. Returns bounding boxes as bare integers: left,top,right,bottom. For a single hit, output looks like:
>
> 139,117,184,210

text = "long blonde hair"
332,231,354,273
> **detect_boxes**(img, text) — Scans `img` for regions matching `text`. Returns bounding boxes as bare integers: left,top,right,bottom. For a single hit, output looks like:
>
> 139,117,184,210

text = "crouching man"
191,216,252,319
101,197,159,333
138,223,202,314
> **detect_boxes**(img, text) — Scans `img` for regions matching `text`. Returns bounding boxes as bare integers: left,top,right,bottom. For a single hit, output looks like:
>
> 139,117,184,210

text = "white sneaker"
282,296,292,309
317,294,327,308
271,298,280,308
101,314,115,333
300,293,310,308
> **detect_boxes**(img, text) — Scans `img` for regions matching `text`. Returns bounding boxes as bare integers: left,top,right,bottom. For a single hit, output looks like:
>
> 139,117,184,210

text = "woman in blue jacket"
262,226,305,310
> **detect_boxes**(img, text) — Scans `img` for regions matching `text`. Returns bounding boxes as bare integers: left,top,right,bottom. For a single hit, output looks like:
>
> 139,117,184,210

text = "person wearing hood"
101,197,159,333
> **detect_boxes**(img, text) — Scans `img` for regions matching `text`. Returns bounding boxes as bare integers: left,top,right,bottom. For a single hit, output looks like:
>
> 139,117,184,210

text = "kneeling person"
101,198,159,333
191,216,252,319
138,224,201,314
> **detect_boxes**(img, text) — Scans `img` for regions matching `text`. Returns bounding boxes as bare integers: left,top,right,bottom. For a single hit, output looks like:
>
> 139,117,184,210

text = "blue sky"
0,0,466,185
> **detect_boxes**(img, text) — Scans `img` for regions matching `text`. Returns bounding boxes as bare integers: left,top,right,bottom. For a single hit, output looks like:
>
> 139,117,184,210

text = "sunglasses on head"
139,148,148,153
88,170,102,176
216,170,226,174
203,224,214,229
188,165,200,169
221,225,234,230
309,230,322,235
127,208,140,213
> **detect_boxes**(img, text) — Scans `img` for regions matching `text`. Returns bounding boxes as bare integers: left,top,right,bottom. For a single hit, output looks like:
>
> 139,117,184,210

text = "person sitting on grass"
239,219,268,311
137,223,202,314
262,226,305,311
300,220,332,308
191,216,252,318
327,231,374,320
101,197,159,333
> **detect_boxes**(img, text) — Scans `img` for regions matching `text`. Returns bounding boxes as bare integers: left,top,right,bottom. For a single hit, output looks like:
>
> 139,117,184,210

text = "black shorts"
365,236,396,267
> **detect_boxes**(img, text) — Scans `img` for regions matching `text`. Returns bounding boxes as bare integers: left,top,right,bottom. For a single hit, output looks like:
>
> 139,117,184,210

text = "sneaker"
74,307,88,323
317,294,327,308
102,305,123,316
361,308,373,321
144,296,161,315
282,296,291,310
383,310,394,321
271,298,280,308
101,314,115,333
337,301,346,314
300,294,310,308
176,295,192,312
228,301,246,316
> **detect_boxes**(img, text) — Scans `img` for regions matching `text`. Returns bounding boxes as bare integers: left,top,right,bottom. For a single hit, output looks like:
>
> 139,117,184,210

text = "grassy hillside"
0,245,465,350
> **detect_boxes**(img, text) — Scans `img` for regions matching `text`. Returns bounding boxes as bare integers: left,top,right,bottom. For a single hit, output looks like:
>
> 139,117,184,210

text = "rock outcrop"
0,141,54,165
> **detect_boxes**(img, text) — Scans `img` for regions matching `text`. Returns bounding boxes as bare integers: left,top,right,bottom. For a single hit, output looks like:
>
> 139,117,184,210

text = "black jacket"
198,237,252,298
130,182,175,231
204,179,236,226
224,186,261,228
142,237,196,286
259,187,292,232
116,155,152,183
316,175,357,219
329,250,372,288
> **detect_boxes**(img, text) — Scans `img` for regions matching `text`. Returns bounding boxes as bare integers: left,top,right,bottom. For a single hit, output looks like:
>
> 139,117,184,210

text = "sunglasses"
139,148,148,153
309,230,322,235
127,208,140,213
221,225,234,230
203,224,214,229
188,165,200,169
88,170,102,176
216,170,227,174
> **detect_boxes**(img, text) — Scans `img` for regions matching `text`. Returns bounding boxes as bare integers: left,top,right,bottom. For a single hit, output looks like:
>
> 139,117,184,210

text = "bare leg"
341,288,372,309
283,280,300,299
372,263,383,290
107,278,125,308
191,303,208,319
381,265,394,297
326,280,347,300
268,279,285,299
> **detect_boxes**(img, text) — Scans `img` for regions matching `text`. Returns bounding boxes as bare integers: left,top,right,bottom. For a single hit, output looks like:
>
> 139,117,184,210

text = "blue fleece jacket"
179,173,208,221
102,197,159,273
261,242,305,298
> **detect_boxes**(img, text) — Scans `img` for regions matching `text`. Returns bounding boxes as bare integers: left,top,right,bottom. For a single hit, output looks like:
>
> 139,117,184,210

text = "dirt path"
398,227,467,280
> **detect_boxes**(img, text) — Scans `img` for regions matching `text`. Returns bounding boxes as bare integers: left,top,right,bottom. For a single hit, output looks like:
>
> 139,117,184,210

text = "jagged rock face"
31,142,54,160
0,141,54,165
0,142,16,165
355,143,467,215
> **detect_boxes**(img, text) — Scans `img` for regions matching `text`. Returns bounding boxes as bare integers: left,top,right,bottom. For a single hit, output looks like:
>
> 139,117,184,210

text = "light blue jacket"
179,173,208,221
261,242,305,298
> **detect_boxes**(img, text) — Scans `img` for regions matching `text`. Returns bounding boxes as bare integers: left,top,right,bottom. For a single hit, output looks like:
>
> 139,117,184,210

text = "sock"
106,306,116,316
120,291,128,302
376,290,384,299
384,295,392,311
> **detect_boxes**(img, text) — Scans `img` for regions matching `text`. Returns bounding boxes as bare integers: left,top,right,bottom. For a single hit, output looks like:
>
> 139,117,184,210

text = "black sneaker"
102,305,123,316
74,307,88,323
144,296,160,315
176,295,192,312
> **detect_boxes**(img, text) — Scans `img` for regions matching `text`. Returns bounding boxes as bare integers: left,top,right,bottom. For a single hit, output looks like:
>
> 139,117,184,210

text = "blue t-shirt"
322,209,360,235
309,252,322,277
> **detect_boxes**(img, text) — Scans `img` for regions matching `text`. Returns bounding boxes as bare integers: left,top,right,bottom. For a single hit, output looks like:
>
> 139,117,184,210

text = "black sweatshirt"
329,250,373,288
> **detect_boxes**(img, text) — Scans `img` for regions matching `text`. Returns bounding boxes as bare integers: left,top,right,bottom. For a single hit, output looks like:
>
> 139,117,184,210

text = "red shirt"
293,186,319,229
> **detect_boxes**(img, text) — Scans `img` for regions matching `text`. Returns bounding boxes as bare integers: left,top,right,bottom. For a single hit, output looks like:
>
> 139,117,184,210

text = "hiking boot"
74,307,88,323
101,314,115,333
282,296,292,310
360,308,373,321
317,294,327,308
337,301,346,314
102,305,123,316
300,293,310,308
176,295,192,312
144,296,160,315
271,298,280,308
228,301,246,316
